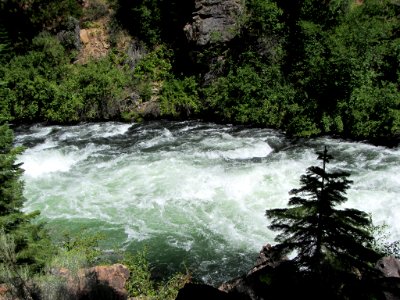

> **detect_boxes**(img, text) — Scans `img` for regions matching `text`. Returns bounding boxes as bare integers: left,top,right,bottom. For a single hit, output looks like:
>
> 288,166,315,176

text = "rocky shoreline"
3,246,397,300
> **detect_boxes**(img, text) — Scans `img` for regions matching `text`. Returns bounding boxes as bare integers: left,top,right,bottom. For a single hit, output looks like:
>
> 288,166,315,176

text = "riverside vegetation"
0,0,399,299
0,0,398,141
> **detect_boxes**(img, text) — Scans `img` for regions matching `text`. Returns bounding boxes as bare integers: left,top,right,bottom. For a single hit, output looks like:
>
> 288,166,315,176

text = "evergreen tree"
266,147,381,296
0,124,53,271
0,125,26,229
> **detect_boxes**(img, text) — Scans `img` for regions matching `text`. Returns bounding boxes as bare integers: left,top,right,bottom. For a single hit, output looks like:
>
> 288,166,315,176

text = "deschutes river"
14,121,400,285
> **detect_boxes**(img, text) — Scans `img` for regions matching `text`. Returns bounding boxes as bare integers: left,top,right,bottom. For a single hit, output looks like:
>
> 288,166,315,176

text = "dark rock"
218,245,299,300
378,277,400,300
176,283,231,300
252,244,283,272
184,0,244,46
376,257,400,300
137,100,161,119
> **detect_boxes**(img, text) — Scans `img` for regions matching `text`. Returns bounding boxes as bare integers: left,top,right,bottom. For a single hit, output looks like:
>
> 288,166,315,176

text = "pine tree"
265,147,381,294
0,125,26,230
0,124,53,271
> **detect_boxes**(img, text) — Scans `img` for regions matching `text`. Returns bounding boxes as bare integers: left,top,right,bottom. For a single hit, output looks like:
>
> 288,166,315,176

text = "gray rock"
184,0,244,46
377,256,400,278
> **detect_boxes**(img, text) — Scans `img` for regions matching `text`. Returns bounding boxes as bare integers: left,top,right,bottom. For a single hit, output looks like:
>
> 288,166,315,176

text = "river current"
14,121,400,284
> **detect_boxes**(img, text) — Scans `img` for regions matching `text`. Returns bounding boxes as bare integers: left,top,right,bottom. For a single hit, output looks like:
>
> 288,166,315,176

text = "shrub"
123,249,190,300
160,77,200,118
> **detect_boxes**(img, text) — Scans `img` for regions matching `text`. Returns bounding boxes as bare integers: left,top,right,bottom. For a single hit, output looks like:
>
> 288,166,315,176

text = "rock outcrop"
184,0,244,46
76,16,111,64
175,283,231,300
53,263,130,300
218,244,290,300
377,256,400,278
376,257,400,300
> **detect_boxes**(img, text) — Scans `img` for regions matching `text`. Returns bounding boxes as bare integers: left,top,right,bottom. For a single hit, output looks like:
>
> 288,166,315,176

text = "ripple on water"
15,121,400,284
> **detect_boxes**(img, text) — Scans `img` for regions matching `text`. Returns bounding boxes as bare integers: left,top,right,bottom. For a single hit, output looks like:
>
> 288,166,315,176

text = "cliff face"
184,0,245,46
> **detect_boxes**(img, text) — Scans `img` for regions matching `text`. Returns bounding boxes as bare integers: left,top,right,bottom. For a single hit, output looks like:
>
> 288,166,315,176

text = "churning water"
14,121,400,284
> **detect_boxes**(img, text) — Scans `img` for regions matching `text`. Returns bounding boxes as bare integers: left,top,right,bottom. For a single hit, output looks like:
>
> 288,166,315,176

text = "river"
14,121,400,285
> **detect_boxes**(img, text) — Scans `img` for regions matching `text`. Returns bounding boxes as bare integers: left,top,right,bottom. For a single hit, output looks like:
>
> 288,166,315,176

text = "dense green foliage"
265,147,383,298
160,77,200,118
0,0,398,141
0,33,131,123
203,0,399,140
289,0,400,139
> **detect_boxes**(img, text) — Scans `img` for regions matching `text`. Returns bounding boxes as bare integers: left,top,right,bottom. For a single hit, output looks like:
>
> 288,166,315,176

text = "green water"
15,121,400,284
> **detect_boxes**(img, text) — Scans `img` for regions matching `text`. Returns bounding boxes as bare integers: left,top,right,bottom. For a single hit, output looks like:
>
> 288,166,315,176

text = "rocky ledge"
55,263,130,300
184,0,244,46
176,246,400,300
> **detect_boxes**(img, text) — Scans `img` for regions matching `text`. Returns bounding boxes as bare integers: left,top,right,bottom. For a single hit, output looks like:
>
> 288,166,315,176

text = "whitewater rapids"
15,121,400,284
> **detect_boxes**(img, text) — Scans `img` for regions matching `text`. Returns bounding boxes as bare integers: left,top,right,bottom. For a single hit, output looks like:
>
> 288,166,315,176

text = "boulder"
54,263,130,300
376,257,400,300
89,264,130,298
218,244,293,300
176,283,231,300
80,29,90,44
377,256,400,278
184,0,244,46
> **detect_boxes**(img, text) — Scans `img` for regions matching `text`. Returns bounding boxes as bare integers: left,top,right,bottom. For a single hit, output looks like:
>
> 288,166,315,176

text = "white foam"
16,121,400,283
14,125,58,142
138,128,175,148
18,143,103,178
198,139,273,160
97,123,132,138
19,149,79,177
58,123,132,141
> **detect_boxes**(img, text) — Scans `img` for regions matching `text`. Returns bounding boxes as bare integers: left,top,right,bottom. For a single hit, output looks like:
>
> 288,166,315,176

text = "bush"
343,83,400,138
0,35,132,123
131,45,173,103
204,51,297,131
0,34,69,122
122,249,190,300
71,57,131,120
160,77,200,118
0,231,36,300
370,223,400,259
